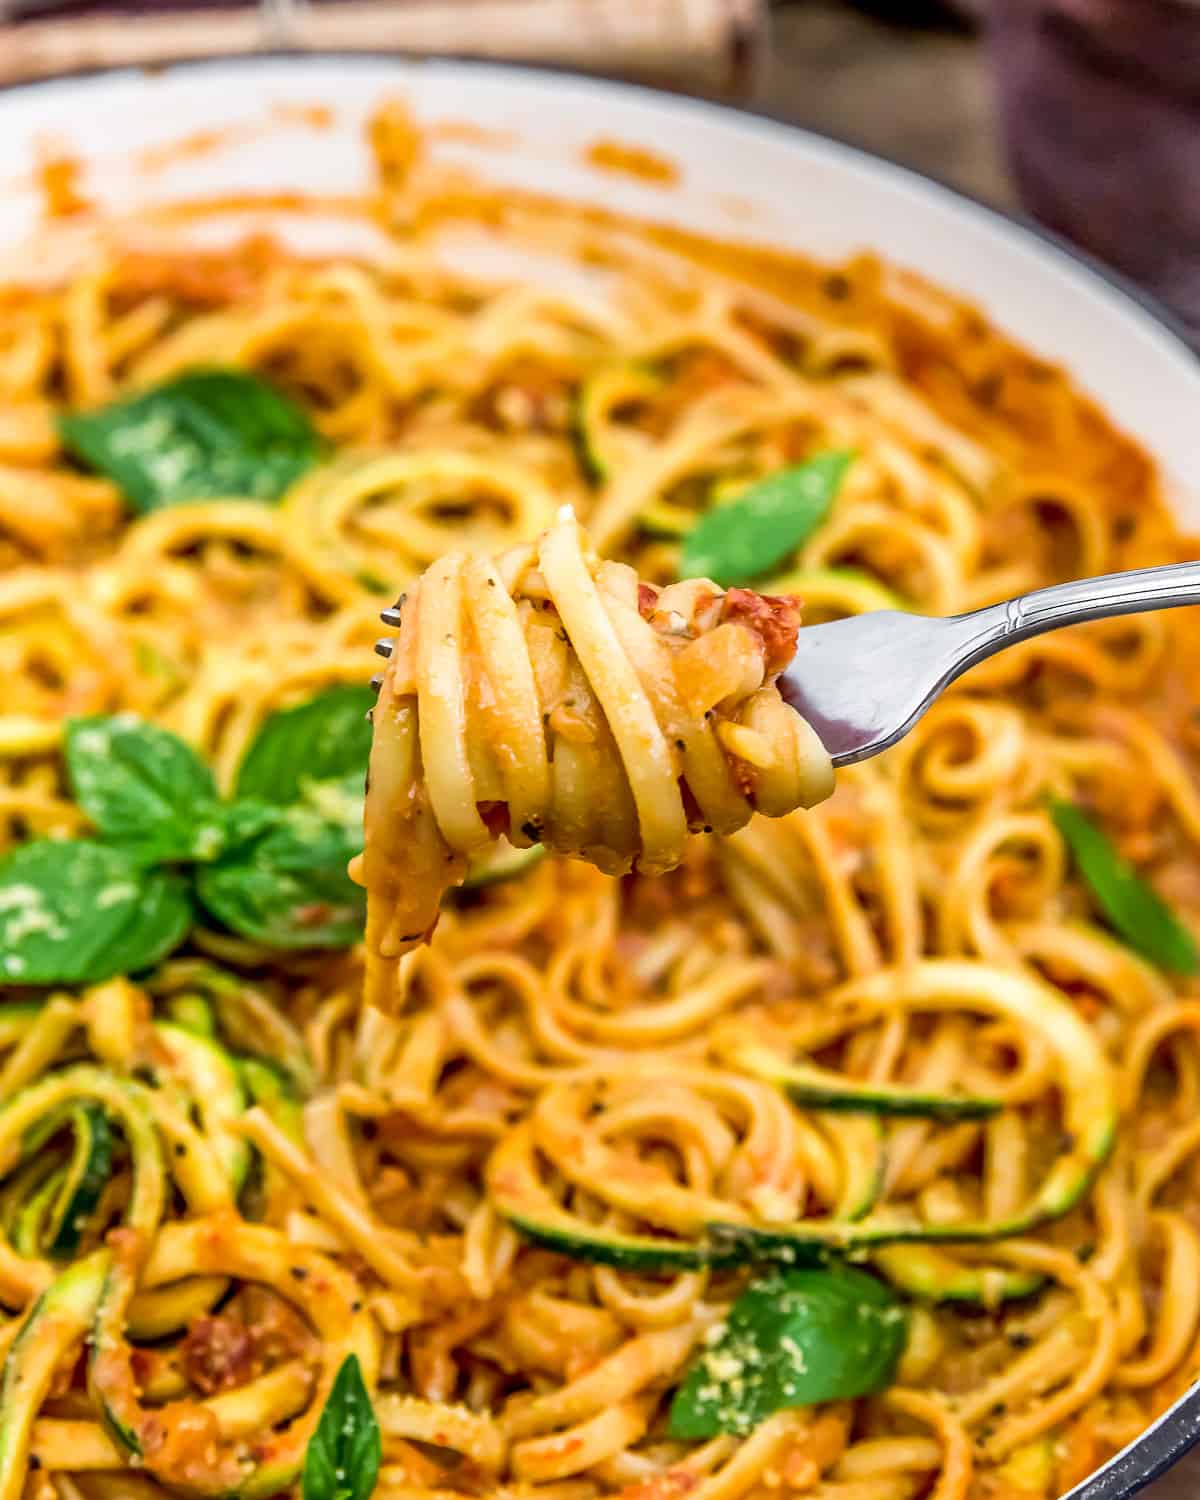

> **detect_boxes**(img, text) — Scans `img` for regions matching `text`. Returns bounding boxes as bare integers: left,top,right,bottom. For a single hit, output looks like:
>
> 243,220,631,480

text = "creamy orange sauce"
430,120,518,150
136,127,245,176
271,101,335,130
34,148,92,219
135,109,335,175
126,190,372,224
582,138,680,187
716,192,760,222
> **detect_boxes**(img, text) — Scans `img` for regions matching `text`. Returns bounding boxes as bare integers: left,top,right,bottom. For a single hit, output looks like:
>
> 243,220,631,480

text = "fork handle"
949,560,1200,677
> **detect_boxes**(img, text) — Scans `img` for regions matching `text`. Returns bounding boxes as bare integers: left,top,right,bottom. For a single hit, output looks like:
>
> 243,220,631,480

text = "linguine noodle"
358,513,833,1007
0,103,1198,1500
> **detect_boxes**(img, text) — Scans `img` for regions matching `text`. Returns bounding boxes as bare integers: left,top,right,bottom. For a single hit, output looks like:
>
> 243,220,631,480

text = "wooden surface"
0,0,764,93
754,12,1196,1499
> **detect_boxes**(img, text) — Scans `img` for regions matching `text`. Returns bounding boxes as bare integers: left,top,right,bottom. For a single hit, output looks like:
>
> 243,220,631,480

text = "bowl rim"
0,48,1196,375
0,46,1197,1500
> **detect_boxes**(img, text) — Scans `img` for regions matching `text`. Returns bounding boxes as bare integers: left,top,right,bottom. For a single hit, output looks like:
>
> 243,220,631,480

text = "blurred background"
1,0,1196,337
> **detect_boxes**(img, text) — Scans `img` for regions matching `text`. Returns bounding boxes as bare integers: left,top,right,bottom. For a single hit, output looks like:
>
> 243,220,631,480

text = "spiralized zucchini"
0,994,375,1500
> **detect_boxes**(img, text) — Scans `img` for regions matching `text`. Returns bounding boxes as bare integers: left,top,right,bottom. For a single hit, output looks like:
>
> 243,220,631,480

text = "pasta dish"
1,99,1199,1500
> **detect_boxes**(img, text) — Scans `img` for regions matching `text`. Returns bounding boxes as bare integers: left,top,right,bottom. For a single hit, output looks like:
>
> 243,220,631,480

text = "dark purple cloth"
991,0,1200,335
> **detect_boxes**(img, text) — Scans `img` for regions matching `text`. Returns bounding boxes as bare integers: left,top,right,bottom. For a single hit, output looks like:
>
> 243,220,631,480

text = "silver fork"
780,561,1200,765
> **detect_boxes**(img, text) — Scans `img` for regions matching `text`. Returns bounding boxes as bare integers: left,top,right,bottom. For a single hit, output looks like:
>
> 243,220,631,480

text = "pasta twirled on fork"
356,515,832,1008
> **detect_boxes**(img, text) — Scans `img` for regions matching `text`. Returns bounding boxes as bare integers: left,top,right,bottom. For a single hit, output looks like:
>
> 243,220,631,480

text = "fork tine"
380,603,404,628
369,673,383,693
374,639,393,658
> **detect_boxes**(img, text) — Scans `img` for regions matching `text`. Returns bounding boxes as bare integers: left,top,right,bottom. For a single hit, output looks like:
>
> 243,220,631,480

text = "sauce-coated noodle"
357,514,832,1008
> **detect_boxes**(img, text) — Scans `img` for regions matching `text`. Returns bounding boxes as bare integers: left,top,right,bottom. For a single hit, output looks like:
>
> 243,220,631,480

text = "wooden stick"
0,0,767,96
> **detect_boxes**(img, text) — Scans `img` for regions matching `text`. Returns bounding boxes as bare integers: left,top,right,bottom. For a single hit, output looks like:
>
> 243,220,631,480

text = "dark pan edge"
1064,1384,1200,1500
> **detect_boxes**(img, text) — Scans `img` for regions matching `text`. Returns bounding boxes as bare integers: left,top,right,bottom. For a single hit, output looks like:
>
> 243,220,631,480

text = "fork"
370,561,1200,753
779,561,1200,766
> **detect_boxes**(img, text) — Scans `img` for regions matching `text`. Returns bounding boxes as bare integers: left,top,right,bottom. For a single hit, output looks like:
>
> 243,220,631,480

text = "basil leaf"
1051,798,1200,974
669,1268,907,1438
59,367,323,514
302,1354,380,1500
0,840,191,985
213,798,284,859
680,452,853,587
195,772,364,949
236,685,374,806
66,715,222,865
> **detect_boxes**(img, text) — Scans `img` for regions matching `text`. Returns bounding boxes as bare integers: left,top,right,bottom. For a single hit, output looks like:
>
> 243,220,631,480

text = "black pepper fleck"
974,371,1004,406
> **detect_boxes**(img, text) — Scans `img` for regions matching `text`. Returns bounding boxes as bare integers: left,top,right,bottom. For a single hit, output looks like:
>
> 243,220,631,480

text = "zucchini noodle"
0,100,1197,1500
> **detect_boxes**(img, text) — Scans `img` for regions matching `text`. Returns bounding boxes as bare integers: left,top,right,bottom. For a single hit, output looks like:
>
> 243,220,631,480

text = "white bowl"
0,54,1197,520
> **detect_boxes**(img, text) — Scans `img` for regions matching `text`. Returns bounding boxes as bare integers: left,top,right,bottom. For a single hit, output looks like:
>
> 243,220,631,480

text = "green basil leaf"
195,773,364,949
0,840,191,985
59,367,323,514
302,1354,381,1500
236,685,374,806
680,452,853,588
213,799,284,859
669,1268,907,1438
66,714,221,865
1051,798,1200,974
